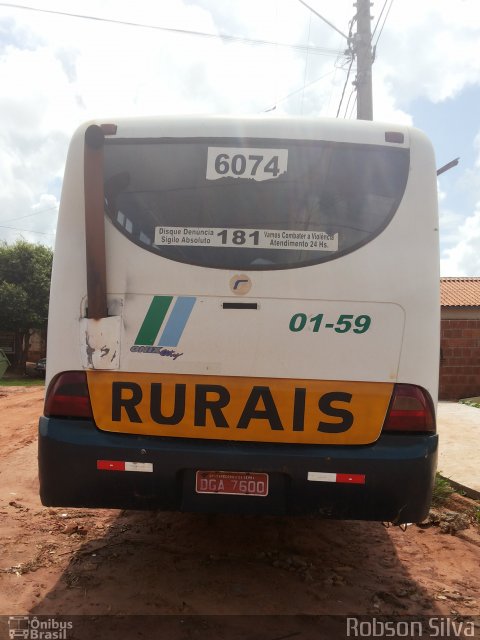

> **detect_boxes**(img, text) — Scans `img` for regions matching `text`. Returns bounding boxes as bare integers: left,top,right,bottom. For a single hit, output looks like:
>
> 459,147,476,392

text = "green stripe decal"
134,296,173,345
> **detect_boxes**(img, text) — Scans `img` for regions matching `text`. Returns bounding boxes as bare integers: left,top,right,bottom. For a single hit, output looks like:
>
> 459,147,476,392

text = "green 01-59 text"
289,313,372,334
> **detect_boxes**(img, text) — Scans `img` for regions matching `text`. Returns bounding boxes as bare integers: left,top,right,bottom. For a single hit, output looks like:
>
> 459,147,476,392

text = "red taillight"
44,371,93,419
383,384,435,433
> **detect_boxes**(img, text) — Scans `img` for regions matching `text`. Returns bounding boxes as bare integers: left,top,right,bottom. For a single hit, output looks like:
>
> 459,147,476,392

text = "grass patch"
431,473,455,506
0,377,44,387
459,397,480,409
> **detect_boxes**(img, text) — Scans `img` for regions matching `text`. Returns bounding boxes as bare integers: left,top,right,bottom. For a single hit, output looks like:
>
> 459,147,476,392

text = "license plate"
195,471,269,497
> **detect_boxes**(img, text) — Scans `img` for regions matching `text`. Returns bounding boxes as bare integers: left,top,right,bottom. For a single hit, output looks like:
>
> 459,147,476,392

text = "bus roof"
71,115,420,149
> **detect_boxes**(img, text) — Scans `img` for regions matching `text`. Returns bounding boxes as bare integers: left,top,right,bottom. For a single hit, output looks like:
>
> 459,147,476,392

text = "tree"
0,240,53,370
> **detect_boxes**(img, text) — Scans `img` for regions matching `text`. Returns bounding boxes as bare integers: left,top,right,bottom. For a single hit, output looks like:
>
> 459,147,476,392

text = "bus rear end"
39,116,439,523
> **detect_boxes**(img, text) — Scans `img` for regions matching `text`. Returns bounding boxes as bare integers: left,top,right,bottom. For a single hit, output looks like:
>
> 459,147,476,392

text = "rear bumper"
38,417,438,523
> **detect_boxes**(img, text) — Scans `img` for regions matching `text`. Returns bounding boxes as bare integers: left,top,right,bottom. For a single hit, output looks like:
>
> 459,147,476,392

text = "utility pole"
354,0,373,120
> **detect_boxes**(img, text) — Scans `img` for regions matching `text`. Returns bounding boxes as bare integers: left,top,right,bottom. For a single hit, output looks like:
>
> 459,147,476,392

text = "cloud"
440,205,480,275
372,0,480,106
367,1,480,277
0,0,480,263
440,127,480,276
0,0,348,250
437,180,466,254
0,40,76,246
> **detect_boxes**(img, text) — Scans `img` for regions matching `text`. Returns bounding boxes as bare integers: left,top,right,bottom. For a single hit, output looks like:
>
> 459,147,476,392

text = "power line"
348,94,357,119
0,2,343,57
0,224,54,235
335,14,356,118
373,0,394,47
372,0,389,40
263,69,336,112
296,0,349,40
343,86,356,119
336,54,354,118
0,205,58,225
301,13,312,114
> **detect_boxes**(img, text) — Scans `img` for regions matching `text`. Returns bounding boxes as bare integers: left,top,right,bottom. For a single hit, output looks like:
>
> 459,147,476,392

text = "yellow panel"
87,372,394,445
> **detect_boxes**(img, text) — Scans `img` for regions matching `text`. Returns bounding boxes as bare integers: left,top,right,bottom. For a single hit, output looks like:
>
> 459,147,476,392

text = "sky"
0,0,479,276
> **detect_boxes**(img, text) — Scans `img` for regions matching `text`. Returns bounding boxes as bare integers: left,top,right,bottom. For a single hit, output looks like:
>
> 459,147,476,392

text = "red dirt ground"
0,386,478,639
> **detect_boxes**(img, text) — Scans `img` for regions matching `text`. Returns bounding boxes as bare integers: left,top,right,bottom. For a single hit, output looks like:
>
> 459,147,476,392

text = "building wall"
439,313,480,400
28,329,47,362
0,330,46,366
0,332,15,357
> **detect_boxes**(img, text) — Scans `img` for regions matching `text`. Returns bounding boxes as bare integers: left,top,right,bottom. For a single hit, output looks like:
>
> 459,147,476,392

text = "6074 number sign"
215,153,280,177
206,147,288,182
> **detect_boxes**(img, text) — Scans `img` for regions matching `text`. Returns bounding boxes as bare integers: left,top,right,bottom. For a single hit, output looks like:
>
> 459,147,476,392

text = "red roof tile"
440,277,480,307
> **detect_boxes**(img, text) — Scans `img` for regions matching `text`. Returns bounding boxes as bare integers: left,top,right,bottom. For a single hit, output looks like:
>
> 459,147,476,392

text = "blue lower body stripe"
158,296,196,347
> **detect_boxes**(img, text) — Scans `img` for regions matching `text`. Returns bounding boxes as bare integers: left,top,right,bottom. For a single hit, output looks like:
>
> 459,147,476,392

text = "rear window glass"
104,137,409,270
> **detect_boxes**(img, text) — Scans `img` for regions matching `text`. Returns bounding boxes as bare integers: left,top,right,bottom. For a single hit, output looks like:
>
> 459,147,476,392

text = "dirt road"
0,386,479,639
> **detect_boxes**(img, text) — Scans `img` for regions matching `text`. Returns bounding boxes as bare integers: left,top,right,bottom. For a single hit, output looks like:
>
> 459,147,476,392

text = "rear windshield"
103,137,409,270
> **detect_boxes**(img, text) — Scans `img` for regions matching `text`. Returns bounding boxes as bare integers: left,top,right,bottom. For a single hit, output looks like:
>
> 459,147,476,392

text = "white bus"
39,116,439,523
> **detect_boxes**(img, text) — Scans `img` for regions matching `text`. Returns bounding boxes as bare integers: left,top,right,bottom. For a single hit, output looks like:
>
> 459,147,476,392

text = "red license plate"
195,471,269,496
